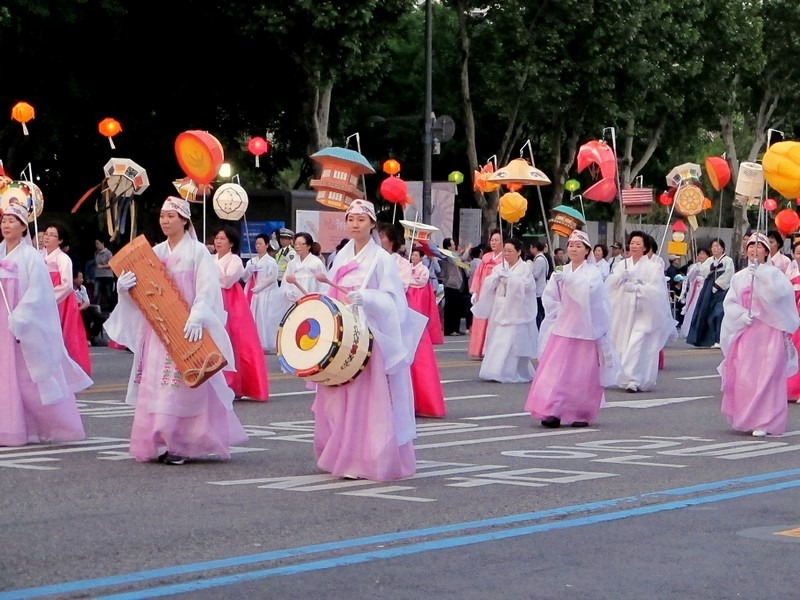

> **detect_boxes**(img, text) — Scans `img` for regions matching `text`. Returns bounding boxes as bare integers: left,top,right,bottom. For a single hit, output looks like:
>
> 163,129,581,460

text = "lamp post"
422,0,433,224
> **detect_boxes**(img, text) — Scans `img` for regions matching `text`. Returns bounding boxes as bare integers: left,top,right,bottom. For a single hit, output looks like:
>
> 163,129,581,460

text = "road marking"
608,396,713,408
675,374,720,380
415,429,588,449
463,413,528,420
444,394,497,401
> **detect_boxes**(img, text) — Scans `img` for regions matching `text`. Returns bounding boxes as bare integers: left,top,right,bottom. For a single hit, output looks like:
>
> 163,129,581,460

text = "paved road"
1,337,799,599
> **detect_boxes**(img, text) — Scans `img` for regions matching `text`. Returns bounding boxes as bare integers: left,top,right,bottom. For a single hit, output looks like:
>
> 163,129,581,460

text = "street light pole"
422,0,433,224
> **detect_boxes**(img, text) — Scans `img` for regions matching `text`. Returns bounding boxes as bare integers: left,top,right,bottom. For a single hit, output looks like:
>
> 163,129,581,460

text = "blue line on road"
4,469,800,600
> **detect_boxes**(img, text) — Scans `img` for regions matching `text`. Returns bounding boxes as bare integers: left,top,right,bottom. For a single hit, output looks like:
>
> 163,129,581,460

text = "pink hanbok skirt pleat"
721,320,789,435
468,317,488,358
411,329,446,418
406,285,443,345
0,326,85,446
222,285,269,401
788,327,800,400
50,273,91,376
312,346,416,481
525,335,604,425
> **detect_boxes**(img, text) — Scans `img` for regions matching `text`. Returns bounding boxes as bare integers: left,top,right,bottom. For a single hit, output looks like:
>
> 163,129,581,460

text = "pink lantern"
380,176,408,204
763,198,778,211
247,136,270,167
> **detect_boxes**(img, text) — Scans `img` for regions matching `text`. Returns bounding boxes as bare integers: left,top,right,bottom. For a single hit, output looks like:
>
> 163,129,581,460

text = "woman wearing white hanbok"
105,197,247,465
606,230,676,392
0,205,89,446
472,238,538,383
678,249,709,339
720,233,800,437
242,234,281,353
283,232,328,304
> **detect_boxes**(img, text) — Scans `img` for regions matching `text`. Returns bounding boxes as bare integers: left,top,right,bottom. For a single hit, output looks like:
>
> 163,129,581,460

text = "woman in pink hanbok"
213,225,269,401
41,223,91,376
720,233,800,437
678,248,709,339
785,241,800,402
0,205,89,446
313,200,425,481
468,229,503,359
242,233,281,353
105,197,248,464
525,230,618,428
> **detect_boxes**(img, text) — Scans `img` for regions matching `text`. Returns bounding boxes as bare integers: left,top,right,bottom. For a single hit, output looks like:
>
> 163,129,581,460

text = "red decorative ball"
763,198,778,211
247,136,270,157
775,208,800,237
380,176,408,203
658,192,672,206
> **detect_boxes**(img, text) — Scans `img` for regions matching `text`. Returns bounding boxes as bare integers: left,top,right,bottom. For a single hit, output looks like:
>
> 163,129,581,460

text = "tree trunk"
306,72,333,156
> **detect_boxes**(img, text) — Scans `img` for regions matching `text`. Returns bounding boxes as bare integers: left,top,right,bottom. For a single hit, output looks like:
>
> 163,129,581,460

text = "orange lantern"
11,101,35,135
382,159,401,176
704,156,731,191
174,130,224,185
98,118,122,149
775,209,800,237
247,136,270,168
701,197,712,210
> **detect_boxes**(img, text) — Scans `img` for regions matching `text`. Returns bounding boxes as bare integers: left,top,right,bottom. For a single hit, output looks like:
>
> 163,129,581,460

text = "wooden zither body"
109,235,227,388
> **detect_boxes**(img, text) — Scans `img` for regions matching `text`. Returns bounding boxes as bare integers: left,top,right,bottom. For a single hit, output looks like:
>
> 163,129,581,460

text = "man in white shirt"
527,240,549,328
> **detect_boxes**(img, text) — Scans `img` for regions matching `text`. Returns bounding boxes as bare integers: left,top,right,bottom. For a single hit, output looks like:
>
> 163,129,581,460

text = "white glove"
183,319,203,342
550,271,564,283
470,293,478,305
742,314,753,327
117,271,137,294
347,290,364,306
619,269,632,282
747,263,758,275
624,281,637,293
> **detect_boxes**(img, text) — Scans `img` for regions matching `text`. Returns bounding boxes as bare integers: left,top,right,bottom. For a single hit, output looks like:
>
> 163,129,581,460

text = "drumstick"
284,273,308,296
315,272,350,297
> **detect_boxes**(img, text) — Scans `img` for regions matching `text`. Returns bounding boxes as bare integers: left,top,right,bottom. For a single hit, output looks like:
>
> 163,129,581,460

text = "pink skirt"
51,273,91,377
406,285,443,345
788,327,800,399
525,335,604,425
468,318,488,358
312,346,416,481
222,285,269,401
411,328,446,418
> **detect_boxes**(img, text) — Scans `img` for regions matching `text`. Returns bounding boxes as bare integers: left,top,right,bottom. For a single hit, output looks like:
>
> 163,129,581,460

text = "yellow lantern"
11,101,35,135
762,141,800,198
498,191,527,223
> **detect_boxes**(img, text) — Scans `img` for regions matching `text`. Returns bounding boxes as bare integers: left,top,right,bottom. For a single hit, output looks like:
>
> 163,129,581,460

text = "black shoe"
571,421,589,428
541,416,561,428
158,452,187,465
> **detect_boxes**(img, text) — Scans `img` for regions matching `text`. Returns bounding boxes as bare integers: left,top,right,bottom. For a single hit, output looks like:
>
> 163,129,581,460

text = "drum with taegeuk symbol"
277,293,373,386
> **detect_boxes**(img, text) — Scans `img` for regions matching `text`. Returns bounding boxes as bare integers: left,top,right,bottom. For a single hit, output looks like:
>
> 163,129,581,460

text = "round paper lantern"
704,156,731,191
498,191,527,223
763,198,778,211
175,130,224,185
98,118,122,149
762,141,800,198
247,136,270,168
11,101,34,135
564,179,581,193
382,159,401,176
448,170,464,185
775,208,800,237
379,176,408,203
658,191,672,206
213,183,249,221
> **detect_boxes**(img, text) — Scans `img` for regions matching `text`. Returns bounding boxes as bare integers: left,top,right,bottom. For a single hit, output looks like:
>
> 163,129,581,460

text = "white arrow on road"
608,396,713,408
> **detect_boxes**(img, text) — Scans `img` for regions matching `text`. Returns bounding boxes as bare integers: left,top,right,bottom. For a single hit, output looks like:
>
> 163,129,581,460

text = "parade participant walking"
283,232,328,305
41,222,91,376
687,238,734,348
720,233,800,437
105,197,248,464
528,240,550,328
0,204,89,447
784,240,800,402
213,225,269,401
525,230,618,427
242,233,281,354
767,230,791,274
472,237,538,383
593,244,610,281
274,228,296,284
313,199,425,481
678,249,709,339
440,237,467,336
468,229,503,359
606,230,676,392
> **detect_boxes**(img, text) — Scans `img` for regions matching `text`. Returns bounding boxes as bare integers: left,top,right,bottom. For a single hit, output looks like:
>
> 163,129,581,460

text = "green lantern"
564,179,580,193
448,170,465,185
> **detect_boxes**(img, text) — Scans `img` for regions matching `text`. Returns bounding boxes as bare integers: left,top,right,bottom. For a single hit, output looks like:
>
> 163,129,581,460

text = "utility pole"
422,0,433,224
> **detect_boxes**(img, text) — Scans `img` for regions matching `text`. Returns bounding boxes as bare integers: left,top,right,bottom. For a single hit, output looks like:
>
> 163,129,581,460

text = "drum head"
277,294,344,377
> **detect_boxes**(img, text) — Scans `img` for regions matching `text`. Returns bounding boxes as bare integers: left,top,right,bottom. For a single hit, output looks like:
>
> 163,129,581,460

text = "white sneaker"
712,343,721,349
752,430,768,437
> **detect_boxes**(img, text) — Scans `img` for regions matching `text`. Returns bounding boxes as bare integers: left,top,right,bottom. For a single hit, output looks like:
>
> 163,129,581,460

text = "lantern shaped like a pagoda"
310,147,375,210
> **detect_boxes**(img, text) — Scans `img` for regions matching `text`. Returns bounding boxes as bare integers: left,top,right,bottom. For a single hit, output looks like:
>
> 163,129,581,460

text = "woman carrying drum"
313,200,426,481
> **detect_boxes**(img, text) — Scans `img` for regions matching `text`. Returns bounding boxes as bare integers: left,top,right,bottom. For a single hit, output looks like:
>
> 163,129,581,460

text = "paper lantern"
674,185,704,217
98,118,122,149
763,198,778,211
763,141,800,199
548,205,585,238
704,157,731,191
310,147,374,210
473,161,499,193
658,191,672,206
247,136,270,168
498,191,527,223
701,198,712,210
213,183,249,221
380,176,408,204
382,159,401,176
775,209,800,237
174,130,224,185
11,101,34,135
448,171,464,184
564,179,580,193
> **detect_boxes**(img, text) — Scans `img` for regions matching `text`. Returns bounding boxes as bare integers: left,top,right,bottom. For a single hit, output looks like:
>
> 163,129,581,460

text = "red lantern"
704,156,731,191
98,118,122,149
775,209,800,237
763,198,778,211
11,101,35,135
379,176,408,203
671,220,688,233
382,159,401,176
658,191,672,206
247,136,270,168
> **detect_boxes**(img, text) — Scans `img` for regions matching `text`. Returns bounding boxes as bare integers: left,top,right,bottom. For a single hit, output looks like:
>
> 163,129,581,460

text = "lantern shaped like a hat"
548,205,585,238
310,147,375,210
487,158,550,192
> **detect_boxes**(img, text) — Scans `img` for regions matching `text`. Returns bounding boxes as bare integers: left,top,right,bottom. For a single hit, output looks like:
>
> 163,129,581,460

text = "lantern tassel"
109,138,115,150
255,155,260,168
21,123,29,136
